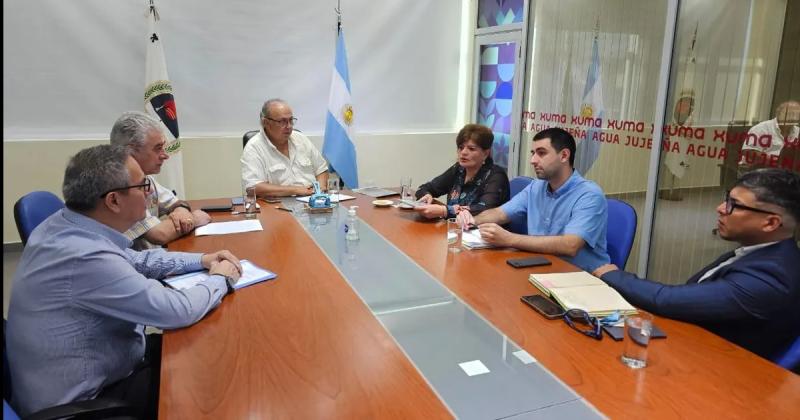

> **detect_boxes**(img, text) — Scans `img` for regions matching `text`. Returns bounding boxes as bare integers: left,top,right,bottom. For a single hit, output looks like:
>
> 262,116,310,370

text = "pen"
275,206,293,213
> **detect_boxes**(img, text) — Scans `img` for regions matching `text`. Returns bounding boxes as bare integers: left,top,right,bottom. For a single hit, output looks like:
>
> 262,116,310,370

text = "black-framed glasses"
723,190,779,216
563,309,602,340
100,178,152,198
264,117,297,127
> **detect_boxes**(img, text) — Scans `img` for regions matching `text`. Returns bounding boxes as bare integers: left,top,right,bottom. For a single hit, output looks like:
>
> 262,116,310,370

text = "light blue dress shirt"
7,209,228,416
500,171,610,272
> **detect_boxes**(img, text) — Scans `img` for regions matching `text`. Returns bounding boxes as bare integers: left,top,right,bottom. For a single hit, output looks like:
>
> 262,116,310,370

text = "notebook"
352,187,399,198
165,259,277,291
528,272,637,317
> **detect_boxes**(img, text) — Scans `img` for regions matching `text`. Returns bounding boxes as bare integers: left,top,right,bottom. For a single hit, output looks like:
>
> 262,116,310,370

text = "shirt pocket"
296,156,313,170
267,163,288,182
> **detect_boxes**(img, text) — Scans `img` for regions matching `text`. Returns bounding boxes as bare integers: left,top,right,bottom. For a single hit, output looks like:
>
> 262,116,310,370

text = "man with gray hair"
241,99,329,197
6,145,242,418
110,111,210,249
594,169,800,367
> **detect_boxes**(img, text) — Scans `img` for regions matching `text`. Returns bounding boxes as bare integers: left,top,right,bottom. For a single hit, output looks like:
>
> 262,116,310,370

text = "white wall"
3,132,457,243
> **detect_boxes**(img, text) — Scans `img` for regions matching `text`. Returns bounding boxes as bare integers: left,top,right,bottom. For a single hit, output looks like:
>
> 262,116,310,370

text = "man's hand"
208,260,242,282
295,185,314,196
455,208,474,229
414,204,446,219
417,193,434,205
201,250,242,275
169,206,194,234
592,264,620,278
478,223,515,247
192,209,211,227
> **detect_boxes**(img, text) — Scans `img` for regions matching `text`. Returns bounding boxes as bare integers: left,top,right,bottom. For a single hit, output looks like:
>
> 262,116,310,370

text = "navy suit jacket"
601,239,800,361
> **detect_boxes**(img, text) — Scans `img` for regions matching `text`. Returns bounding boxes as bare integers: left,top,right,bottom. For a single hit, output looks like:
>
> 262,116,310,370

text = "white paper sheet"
194,219,263,236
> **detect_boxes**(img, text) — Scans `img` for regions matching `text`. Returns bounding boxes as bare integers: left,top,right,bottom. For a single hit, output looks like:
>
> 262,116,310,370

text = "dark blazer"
601,239,800,361
415,158,509,216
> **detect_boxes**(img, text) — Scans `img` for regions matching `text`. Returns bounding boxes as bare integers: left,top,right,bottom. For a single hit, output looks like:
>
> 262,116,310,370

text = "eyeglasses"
100,178,152,198
723,191,779,216
264,117,297,127
563,309,602,340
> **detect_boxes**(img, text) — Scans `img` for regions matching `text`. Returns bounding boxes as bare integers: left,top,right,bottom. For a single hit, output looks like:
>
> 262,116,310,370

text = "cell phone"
201,204,233,212
602,324,667,341
507,256,552,268
231,197,244,205
520,295,565,319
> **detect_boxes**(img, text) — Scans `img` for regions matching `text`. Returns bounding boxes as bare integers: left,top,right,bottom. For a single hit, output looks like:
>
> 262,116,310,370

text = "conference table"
161,192,800,419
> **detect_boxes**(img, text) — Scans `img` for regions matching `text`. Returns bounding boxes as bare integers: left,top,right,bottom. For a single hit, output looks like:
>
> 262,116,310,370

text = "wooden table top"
161,194,800,419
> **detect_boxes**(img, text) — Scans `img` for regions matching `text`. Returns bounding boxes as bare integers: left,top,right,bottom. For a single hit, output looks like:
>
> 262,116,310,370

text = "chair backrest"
13,191,64,245
508,176,534,234
242,130,259,149
606,198,637,269
3,401,19,420
774,336,800,372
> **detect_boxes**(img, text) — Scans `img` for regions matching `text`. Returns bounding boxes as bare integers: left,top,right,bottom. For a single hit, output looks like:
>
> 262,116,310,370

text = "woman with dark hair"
414,124,510,219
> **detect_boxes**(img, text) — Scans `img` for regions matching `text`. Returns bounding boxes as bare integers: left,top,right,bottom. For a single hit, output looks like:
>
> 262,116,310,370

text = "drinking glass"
400,176,413,202
327,178,340,206
447,218,462,253
621,312,654,369
244,186,258,219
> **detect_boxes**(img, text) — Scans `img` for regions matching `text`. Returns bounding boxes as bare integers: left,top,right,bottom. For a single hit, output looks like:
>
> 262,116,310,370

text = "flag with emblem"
144,1,185,197
664,23,699,180
322,27,359,189
573,29,604,176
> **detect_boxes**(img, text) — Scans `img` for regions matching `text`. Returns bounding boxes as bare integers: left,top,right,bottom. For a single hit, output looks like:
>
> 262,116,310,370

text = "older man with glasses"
6,145,243,418
593,168,800,366
110,111,211,250
241,98,329,197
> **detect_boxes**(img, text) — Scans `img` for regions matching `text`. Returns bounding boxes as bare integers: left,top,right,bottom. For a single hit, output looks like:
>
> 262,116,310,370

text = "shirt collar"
734,241,779,257
62,208,133,249
546,170,583,198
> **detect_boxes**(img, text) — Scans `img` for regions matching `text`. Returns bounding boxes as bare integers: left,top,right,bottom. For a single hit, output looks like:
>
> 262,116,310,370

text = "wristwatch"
222,274,236,294
173,202,192,212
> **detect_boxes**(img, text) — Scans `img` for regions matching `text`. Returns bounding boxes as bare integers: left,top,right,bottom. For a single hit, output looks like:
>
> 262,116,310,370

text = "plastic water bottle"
345,206,359,241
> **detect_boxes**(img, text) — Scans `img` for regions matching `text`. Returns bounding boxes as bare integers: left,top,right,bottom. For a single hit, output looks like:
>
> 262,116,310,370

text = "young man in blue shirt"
460,127,610,272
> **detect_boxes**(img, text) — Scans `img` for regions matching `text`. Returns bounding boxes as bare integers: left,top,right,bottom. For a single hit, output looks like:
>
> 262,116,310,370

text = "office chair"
242,130,259,149
508,176,534,234
773,336,800,373
3,319,136,420
606,199,637,269
13,191,65,246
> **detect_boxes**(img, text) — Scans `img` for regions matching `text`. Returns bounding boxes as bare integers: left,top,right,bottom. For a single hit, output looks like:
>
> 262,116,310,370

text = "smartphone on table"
507,256,552,268
520,294,565,319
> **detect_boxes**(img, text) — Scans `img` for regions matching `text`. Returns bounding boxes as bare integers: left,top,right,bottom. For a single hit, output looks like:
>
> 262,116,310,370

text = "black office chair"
242,130,259,149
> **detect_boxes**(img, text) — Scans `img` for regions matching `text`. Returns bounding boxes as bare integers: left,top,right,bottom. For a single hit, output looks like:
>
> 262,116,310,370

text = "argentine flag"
574,35,604,176
323,29,359,188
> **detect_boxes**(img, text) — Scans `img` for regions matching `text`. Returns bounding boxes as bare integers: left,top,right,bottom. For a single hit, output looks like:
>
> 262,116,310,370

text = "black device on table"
507,256,552,268
520,294,565,319
602,324,668,340
200,203,233,212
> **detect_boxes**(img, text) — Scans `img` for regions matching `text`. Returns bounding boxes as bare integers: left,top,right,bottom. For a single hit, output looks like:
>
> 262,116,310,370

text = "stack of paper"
165,259,277,291
195,220,263,236
529,272,637,317
461,229,495,250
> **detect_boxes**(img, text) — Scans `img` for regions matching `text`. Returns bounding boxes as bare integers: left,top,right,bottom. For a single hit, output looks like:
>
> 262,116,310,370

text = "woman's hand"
417,193,434,205
414,204,447,219
455,207,474,229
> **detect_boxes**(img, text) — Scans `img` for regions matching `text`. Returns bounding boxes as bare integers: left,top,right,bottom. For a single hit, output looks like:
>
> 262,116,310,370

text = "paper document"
461,229,495,250
195,219,263,236
165,260,277,290
295,194,356,203
529,272,605,294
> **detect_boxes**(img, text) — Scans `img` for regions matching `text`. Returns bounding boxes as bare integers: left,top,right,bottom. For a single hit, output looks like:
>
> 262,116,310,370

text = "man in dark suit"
594,168,800,365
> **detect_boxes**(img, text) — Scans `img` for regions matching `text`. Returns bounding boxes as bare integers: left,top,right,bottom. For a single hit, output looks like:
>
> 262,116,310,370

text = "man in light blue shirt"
462,128,609,272
7,145,243,418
